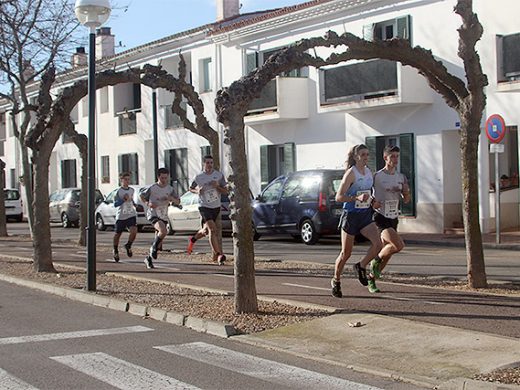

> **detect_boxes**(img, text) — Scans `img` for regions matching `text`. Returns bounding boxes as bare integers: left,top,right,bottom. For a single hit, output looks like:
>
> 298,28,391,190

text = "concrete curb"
436,378,520,390
404,239,520,251
0,273,238,338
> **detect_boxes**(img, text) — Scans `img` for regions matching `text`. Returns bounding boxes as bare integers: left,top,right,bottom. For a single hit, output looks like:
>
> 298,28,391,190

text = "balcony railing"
245,77,309,124
319,59,433,112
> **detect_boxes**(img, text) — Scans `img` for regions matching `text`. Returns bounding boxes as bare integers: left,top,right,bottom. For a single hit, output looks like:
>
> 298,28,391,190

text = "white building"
1,0,518,233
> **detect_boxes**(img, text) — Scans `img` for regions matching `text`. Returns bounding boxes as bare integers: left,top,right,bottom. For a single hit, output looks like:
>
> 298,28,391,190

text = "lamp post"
75,0,111,291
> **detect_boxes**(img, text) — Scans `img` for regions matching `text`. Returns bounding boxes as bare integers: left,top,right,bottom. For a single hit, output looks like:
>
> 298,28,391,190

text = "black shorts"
149,216,167,225
339,208,374,236
199,206,220,223
115,217,137,233
374,212,399,231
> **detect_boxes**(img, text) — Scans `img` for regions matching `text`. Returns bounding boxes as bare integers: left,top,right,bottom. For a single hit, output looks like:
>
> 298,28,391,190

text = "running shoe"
331,278,342,298
144,255,154,269
354,262,368,286
187,239,195,255
217,254,226,265
113,249,120,263
367,278,380,293
370,258,382,279
150,245,158,260
124,243,133,258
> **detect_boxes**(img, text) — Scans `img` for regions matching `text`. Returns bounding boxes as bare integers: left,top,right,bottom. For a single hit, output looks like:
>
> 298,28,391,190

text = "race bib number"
121,201,133,215
156,205,168,220
384,200,399,219
203,188,219,204
355,190,371,209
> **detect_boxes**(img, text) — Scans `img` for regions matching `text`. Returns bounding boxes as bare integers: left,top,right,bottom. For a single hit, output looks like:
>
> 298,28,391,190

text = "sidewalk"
401,229,520,250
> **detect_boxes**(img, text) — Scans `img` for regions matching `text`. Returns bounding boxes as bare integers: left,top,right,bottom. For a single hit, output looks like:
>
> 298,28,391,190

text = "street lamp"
75,0,111,291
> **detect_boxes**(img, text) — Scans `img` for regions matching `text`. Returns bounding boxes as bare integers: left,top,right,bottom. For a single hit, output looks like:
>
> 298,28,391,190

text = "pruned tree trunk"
31,149,56,273
225,113,258,313
0,159,7,237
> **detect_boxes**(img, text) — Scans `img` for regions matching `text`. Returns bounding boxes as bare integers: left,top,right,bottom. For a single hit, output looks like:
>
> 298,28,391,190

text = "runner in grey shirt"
369,145,411,293
140,167,180,269
112,172,138,262
187,155,228,265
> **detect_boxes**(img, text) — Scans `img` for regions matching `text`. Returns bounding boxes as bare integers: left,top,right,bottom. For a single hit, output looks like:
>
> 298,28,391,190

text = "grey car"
49,188,104,228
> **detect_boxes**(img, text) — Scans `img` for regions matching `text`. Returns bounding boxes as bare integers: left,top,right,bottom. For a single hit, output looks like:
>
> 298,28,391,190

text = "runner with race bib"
369,145,411,292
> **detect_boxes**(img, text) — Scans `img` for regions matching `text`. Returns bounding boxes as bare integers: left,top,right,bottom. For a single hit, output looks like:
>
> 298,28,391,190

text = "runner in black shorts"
369,145,411,293
112,172,137,262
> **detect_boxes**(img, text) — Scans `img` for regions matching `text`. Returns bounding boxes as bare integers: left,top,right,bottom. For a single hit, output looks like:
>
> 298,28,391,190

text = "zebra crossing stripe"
0,368,39,390
155,342,382,390
50,352,201,390
0,326,153,345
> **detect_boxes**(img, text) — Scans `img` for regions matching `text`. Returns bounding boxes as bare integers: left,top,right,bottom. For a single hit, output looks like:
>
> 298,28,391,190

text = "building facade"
1,0,519,233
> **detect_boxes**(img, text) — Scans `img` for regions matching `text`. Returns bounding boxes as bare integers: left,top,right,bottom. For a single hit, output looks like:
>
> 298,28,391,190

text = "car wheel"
61,213,72,228
300,219,319,245
253,225,261,241
95,214,106,231
166,221,175,236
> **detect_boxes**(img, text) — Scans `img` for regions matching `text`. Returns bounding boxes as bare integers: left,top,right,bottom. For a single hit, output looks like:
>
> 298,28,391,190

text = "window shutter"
397,15,412,42
260,145,269,190
365,137,385,172
363,24,374,41
133,83,141,110
399,133,415,216
284,142,296,174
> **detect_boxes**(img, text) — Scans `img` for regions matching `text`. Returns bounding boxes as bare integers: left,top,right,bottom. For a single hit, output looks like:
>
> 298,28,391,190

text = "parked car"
252,169,344,245
4,188,23,222
94,185,150,231
166,191,231,235
49,188,104,228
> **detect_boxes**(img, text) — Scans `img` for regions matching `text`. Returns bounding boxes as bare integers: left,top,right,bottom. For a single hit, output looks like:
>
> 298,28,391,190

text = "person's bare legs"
378,227,404,272
359,222,383,268
333,230,355,281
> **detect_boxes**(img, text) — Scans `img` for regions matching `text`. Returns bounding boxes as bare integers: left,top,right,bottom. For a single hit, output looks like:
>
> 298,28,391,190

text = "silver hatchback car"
49,188,104,228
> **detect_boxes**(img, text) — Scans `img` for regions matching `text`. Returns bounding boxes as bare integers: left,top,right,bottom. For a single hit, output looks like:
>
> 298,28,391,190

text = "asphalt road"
6,221,520,282
0,280,422,390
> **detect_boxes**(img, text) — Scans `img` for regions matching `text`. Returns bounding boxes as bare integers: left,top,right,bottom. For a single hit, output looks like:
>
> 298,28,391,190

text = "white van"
4,188,23,222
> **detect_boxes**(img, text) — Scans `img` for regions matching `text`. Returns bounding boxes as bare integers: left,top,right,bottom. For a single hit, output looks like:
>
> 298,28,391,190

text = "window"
61,159,77,188
363,15,412,42
164,148,188,194
61,131,74,144
101,156,110,183
10,169,15,189
119,114,137,135
200,58,212,92
261,178,284,203
246,47,304,77
489,126,518,189
0,116,5,157
365,133,415,216
499,33,520,81
260,143,296,189
132,83,141,110
118,153,138,184
164,100,187,129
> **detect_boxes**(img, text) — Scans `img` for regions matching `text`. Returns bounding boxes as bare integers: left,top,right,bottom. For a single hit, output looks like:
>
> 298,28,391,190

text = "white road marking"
0,368,39,390
0,326,153,345
283,282,329,291
51,352,200,390
156,342,381,390
282,283,445,305
212,273,234,278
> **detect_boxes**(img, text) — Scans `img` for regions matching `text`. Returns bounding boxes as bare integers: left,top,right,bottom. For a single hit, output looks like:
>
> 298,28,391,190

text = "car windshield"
4,190,20,201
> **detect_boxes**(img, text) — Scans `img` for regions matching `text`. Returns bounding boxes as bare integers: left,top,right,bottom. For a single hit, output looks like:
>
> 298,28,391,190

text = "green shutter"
260,145,269,189
399,133,415,216
365,137,385,172
397,15,412,42
284,142,296,174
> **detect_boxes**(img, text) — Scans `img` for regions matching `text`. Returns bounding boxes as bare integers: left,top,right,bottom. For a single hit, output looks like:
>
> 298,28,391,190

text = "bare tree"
0,0,81,235
216,0,486,312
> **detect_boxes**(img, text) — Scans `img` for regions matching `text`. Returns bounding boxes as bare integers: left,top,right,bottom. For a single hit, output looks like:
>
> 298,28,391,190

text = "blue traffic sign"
485,114,506,143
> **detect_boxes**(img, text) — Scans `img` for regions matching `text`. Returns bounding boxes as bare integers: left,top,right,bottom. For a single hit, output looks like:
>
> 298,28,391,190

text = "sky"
108,0,305,52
